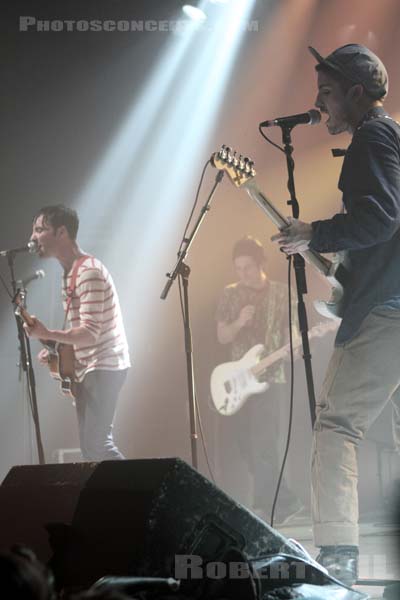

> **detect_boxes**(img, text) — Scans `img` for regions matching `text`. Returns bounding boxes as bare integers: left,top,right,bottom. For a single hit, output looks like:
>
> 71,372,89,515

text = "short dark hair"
232,235,265,265
33,205,79,240
0,546,54,600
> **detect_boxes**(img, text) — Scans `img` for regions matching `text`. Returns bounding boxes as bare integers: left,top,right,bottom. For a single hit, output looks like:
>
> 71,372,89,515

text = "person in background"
216,235,302,525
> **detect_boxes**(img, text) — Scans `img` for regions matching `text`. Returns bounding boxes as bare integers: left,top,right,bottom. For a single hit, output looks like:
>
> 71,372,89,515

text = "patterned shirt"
62,256,130,382
216,280,296,383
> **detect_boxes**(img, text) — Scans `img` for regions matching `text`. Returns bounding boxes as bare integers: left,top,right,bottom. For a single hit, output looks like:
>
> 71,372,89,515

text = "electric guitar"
211,145,349,320
211,321,337,416
13,292,76,399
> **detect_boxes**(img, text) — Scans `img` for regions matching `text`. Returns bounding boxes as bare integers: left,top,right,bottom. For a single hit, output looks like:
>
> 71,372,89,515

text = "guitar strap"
63,255,91,329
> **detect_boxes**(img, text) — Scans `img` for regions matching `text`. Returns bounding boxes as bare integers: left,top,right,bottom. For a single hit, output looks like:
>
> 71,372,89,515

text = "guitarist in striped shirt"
23,205,131,461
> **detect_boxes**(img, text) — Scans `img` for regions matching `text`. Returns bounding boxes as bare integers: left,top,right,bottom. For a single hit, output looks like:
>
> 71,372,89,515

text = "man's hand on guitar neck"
271,217,313,254
23,316,51,341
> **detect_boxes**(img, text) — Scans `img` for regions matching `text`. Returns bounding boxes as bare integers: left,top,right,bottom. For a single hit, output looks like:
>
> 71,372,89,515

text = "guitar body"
46,342,76,399
313,251,349,319
210,344,269,416
210,321,337,415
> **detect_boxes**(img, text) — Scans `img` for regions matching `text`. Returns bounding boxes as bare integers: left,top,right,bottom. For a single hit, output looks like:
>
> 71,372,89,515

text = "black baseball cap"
308,44,388,99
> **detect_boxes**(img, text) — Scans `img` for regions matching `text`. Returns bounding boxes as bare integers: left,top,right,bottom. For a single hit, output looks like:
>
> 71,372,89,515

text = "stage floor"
277,515,400,599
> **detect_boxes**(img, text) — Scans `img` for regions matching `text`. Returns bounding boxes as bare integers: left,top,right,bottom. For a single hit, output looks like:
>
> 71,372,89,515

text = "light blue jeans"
75,369,128,461
312,307,400,546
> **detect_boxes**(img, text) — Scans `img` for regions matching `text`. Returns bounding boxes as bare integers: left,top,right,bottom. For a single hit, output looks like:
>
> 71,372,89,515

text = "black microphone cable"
269,255,296,528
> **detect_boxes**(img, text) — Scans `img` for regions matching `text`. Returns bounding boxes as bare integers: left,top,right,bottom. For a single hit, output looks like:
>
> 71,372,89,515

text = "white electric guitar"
211,321,337,416
211,146,349,320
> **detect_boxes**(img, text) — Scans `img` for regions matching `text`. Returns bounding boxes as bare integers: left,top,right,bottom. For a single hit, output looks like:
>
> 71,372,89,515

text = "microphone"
0,240,38,258
260,109,321,128
18,269,45,288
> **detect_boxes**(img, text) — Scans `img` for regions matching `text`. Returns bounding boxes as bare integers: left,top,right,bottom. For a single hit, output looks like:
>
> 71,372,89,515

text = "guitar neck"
16,304,35,327
250,321,337,377
244,179,333,277
15,302,56,352
250,339,296,377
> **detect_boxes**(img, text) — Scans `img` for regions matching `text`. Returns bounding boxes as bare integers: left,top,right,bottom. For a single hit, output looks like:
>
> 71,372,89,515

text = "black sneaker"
316,545,359,587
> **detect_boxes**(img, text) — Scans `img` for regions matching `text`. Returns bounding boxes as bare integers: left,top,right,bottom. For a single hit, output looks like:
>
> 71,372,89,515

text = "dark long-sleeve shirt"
309,107,400,345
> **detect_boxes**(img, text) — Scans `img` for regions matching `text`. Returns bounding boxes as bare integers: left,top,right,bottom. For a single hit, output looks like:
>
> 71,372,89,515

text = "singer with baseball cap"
272,44,400,585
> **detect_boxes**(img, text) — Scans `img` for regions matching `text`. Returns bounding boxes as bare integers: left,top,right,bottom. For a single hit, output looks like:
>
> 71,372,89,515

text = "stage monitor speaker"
0,462,96,561
0,458,303,589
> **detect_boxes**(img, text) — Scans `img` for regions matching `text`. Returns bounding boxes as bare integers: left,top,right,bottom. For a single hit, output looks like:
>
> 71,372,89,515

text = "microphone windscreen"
309,109,321,125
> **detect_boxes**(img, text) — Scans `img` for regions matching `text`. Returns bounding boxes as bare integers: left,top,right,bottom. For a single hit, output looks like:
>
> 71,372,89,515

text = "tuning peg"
219,145,228,161
231,150,239,167
224,146,232,162
245,159,255,175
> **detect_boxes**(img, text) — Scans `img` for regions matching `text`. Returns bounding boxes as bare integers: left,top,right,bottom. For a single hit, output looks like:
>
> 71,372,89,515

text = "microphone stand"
280,125,316,426
7,252,45,465
160,170,224,469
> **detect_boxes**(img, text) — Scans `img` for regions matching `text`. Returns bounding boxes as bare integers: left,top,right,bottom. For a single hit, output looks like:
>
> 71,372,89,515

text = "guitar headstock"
211,145,256,188
13,290,35,327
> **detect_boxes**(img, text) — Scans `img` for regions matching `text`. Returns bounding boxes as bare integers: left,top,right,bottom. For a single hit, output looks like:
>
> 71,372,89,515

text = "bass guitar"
211,145,349,319
13,292,76,399
210,321,337,416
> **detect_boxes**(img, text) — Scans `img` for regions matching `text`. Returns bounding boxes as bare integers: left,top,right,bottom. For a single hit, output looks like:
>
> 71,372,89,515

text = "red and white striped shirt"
62,256,130,382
